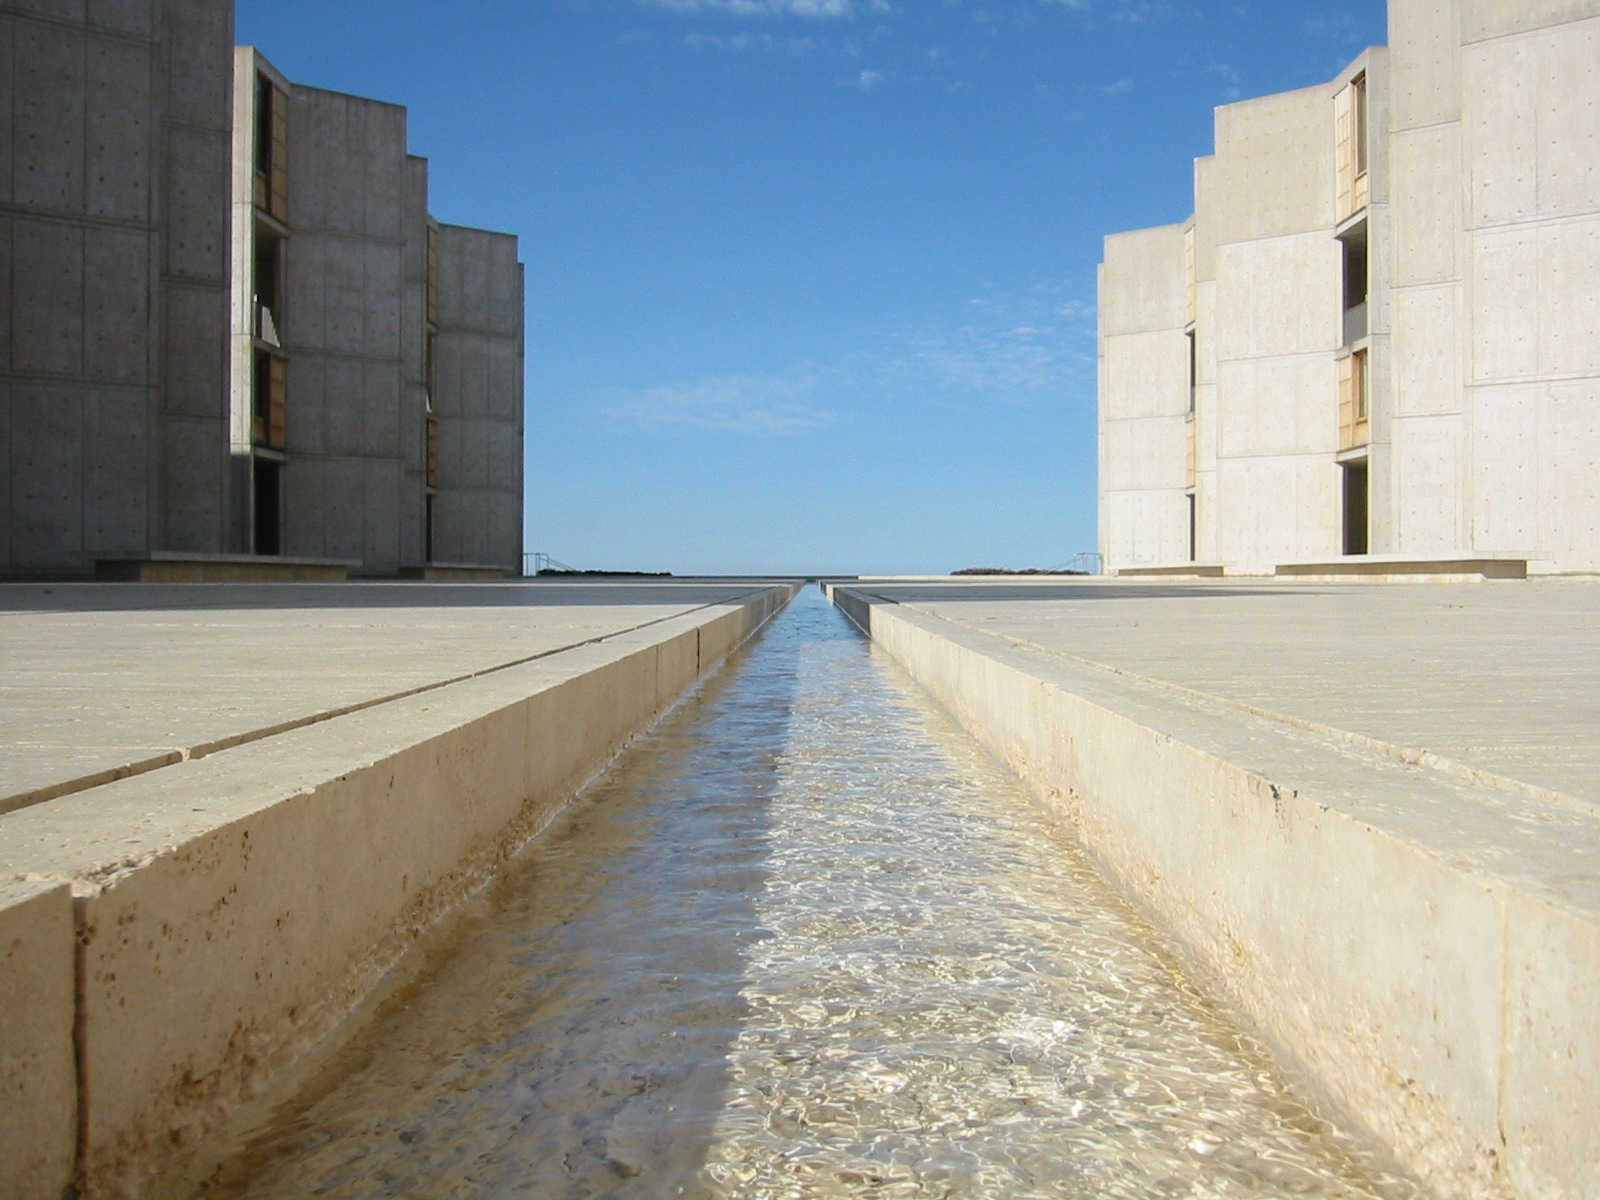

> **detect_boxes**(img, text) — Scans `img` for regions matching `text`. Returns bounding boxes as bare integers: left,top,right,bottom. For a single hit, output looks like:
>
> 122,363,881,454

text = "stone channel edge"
0,584,798,1200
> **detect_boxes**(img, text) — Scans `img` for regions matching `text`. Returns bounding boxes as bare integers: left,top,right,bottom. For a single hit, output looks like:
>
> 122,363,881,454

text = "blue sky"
235,0,1386,575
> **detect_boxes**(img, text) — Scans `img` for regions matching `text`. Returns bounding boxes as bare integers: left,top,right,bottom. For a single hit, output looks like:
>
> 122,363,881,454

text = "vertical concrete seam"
70,893,90,1200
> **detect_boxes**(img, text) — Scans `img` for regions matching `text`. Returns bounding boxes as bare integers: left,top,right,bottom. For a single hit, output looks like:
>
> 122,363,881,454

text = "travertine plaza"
1098,0,1600,576
1,2,523,581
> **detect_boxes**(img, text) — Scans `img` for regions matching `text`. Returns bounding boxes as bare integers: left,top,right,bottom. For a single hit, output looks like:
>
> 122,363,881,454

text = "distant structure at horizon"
1,3,523,581
1099,0,1599,576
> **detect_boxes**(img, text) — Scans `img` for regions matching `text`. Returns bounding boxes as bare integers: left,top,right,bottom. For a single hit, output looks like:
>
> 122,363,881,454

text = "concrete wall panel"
1103,489,1189,567
0,880,77,1200
162,125,228,282
1214,235,1340,362
9,385,83,568
12,218,85,376
1100,330,1187,421
83,386,151,552
158,0,231,128
89,0,156,38
1393,284,1463,415
1214,453,1339,567
1390,126,1462,287
1462,0,1600,41
1103,415,1187,493
1099,224,1185,337
1537,217,1600,377
86,33,152,221
1216,354,1338,457
84,225,151,383
1469,226,1539,382
1392,414,1467,552
160,283,223,418
12,19,86,212
1468,386,1540,554
159,414,223,551
1212,87,1332,246
1389,0,1463,130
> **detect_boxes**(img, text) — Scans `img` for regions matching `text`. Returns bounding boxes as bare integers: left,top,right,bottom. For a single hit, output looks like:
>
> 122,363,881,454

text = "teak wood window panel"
253,350,287,450
1339,348,1370,451
253,75,289,221
1335,73,1369,223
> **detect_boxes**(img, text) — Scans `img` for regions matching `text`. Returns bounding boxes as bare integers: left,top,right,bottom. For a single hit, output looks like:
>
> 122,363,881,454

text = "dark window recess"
1187,493,1197,562
253,457,281,556
425,493,435,564
1341,227,1369,344
255,75,274,177
1185,329,1197,414
255,233,283,343
252,350,272,444
1342,461,1369,556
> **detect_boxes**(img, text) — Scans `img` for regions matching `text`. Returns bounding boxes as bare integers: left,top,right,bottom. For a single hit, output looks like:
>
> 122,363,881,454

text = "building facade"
1,0,235,576
1099,0,1600,575
1,9,523,579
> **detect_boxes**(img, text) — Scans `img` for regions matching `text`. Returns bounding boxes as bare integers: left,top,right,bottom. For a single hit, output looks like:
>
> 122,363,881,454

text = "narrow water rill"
207,590,1422,1199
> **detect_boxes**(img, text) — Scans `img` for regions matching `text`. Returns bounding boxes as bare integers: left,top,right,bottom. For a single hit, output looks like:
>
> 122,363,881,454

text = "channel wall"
0,584,795,1200
828,583,1599,1200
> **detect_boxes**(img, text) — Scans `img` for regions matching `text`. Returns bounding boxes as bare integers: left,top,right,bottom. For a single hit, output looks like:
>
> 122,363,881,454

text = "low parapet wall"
0,585,795,1200
827,583,1600,1200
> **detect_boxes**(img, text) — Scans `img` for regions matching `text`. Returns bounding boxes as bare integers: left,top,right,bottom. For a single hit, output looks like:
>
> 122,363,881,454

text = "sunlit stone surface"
211,590,1420,1199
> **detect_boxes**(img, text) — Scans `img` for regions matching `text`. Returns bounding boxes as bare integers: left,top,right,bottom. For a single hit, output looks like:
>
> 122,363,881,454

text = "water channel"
205,588,1423,1199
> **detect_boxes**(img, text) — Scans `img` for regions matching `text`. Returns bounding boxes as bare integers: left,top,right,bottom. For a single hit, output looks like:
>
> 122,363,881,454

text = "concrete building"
1,14,523,580
1099,0,1600,576
0,0,235,577
229,50,523,576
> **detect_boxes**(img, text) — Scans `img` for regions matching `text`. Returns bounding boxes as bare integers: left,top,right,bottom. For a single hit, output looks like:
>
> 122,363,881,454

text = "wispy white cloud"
604,373,843,436
637,0,855,17
1100,75,1134,95
600,280,1095,438
853,67,885,89
684,31,836,53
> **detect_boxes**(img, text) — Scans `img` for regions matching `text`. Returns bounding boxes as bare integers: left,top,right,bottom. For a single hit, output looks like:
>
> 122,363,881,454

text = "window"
254,230,283,345
254,74,288,220
252,350,286,449
1353,73,1368,176
1340,226,1368,344
1335,72,1369,221
253,458,281,556
1185,329,1197,414
1353,347,1369,421
1341,461,1369,556
1187,493,1197,563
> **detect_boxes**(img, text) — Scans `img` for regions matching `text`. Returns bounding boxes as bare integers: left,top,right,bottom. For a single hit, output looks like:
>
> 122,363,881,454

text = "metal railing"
522,552,579,576
1050,552,1103,576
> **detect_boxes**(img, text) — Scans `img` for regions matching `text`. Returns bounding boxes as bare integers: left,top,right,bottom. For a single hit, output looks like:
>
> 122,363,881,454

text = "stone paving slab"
0,581,783,814
843,576,1600,811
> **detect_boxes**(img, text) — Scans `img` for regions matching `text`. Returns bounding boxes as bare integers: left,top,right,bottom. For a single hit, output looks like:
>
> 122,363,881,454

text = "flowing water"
208,588,1423,1200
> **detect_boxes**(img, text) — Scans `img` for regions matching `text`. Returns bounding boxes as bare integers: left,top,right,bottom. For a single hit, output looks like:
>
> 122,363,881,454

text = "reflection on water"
210,589,1422,1199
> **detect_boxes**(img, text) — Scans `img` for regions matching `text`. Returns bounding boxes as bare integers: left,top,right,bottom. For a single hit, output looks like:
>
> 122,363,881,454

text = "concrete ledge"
828,584,1600,1200
1275,556,1529,581
1113,563,1227,578
95,554,355,583
395,563,512,581
0,881,77,1200
0,585,794,1199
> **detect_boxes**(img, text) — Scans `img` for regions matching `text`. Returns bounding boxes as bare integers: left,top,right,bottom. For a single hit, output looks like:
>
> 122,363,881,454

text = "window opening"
1342,461,1369,556
253,457,281,556
1185,329,1197,414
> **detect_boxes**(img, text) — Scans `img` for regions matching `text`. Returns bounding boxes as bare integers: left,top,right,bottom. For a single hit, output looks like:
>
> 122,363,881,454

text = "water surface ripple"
215,589,1421,1199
